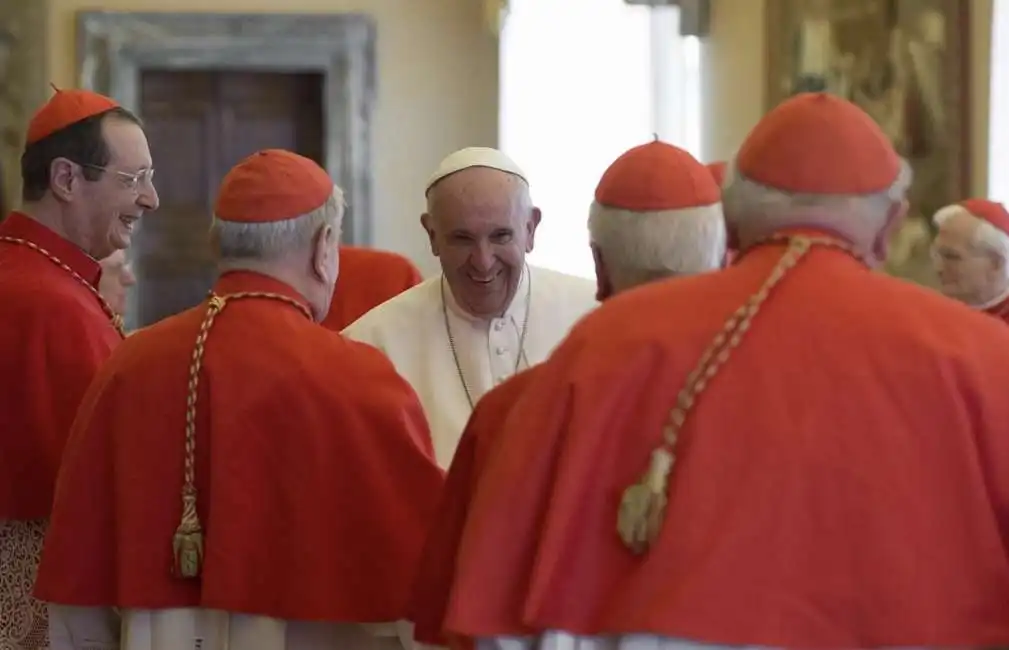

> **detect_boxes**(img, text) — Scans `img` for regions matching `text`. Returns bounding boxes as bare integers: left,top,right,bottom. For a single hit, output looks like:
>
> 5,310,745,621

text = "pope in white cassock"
343,147,599,466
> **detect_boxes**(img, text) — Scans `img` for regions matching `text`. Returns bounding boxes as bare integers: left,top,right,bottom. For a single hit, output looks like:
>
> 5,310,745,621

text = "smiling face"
421,167,540,319
73,116,159,259
22,107,160,259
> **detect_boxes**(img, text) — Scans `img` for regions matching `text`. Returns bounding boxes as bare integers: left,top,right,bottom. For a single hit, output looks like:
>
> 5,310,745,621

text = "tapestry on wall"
765,0,970,286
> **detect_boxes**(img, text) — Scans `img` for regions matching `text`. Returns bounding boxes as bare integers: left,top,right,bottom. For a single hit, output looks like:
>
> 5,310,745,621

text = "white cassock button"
495,346,506,355
494,320,505,331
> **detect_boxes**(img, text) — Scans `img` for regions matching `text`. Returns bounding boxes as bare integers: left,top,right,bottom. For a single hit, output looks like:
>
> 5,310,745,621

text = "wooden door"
130,69,324,329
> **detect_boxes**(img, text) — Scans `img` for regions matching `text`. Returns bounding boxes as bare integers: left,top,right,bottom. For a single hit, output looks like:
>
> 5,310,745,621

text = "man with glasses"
931,198,1009,324
0,87,158,650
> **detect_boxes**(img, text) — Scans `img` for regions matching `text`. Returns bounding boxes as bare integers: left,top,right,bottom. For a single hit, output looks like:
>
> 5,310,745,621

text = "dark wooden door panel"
220,107,299,169
217,71,324,170
135,72,219,329
130,69,324,330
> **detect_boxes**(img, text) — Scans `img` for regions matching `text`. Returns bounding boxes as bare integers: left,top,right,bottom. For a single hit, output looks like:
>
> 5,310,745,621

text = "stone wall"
0,1,48,213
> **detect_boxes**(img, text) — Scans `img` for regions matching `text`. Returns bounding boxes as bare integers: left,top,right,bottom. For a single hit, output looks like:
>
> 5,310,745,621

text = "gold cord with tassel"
0,236,126,337
617,234,863,555
172,290,312,579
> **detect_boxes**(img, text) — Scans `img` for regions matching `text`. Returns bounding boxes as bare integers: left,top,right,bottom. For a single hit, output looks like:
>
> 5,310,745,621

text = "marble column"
0,0,48,214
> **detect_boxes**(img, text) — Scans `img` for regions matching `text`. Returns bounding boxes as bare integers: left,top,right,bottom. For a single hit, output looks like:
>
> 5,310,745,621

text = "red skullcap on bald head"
215,149,334,223
595,141,720,212
737,93,901,195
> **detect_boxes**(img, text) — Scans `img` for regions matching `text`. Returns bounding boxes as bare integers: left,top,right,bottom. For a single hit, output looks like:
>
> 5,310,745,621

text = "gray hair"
588,202,726,290
933,204,1009,275
211,187,346,262
721,157,914,235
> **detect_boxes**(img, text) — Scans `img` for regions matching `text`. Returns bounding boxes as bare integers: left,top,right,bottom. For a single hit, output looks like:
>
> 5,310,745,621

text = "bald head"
421,166,541,318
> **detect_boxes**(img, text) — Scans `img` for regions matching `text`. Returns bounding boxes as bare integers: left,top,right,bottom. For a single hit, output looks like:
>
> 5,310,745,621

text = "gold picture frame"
765,0,970,284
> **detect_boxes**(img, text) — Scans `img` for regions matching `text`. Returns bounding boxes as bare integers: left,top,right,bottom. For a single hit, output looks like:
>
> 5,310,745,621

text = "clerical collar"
0,211,102,288
442,265,530,326
975,285,1009,311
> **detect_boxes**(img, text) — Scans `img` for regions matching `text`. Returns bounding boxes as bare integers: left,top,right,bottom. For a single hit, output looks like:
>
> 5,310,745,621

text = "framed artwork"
765,0,970,285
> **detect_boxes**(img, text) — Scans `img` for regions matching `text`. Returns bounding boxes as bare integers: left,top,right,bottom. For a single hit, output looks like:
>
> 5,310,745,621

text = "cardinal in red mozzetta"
322,244,423,330
931,198,1009,324
0,87,157,649
36,149,444,650
411,139,727,649
430,94,1009,649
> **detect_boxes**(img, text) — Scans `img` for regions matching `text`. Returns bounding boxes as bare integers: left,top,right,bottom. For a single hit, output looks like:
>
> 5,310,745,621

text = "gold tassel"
617,447,674,554
172,489,204,578
169,291,311,581
614,235,853,557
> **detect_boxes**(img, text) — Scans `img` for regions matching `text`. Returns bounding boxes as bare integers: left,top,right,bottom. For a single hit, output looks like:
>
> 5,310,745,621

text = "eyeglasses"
81,163,155,191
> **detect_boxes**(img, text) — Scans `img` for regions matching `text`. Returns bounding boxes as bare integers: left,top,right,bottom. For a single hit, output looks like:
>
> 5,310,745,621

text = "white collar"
442,265,530,325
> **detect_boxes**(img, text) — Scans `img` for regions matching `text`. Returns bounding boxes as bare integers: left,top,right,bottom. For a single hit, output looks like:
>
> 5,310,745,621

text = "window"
990,0,1009,201
500,0,703,278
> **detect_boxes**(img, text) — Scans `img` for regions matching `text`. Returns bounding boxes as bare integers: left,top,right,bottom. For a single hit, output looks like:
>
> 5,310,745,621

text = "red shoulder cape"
411,369,537,645
984,294,1009,325
0,212,121,519
36,271,445,621
444,245,1009,647
323,246,422,330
